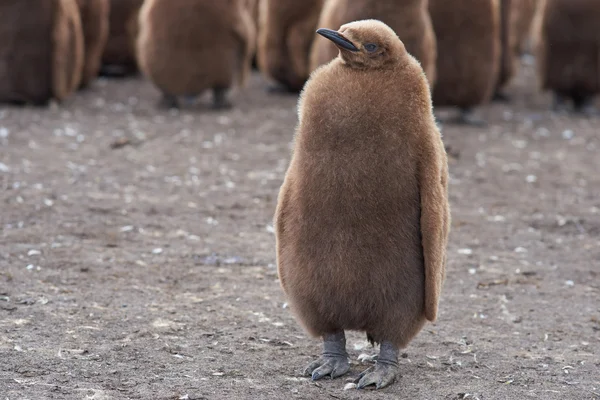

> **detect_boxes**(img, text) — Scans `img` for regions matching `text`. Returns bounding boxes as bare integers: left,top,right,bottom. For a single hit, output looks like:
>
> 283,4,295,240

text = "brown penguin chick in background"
309,0,437,87
275,19,450,390
536,0,600,115
494,0,539,101
428,0,500,125
136,0,255,109
257,0,325,92
0,0,84,105
100,0,143,77
75,0,110,88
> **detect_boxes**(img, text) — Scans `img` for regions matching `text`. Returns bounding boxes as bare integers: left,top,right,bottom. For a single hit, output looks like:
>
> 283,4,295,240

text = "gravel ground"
1,60,599,399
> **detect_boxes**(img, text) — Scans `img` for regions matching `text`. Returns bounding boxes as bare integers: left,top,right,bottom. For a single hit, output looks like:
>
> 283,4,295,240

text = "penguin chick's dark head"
316,19,407,69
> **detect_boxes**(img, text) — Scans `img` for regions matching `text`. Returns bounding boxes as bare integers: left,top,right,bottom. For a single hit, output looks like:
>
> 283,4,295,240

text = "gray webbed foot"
573,97,600,117
492,91,511,103
212,87,232,110
355,340,399,390
158,93,179,109
552,92,570,113
455,107,487,127
303,331,350,381
355,362,398,390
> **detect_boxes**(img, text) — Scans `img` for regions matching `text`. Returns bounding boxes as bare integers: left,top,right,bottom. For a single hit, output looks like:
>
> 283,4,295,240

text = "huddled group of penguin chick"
1,0,599,122
1,0,597,392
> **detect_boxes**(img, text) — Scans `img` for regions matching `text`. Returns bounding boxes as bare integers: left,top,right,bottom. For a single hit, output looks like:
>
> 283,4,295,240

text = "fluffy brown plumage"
136,0,255,108
257,0,324,92
0,0,84,105
101,0,143,76
536,0,600,113
428,0,500,122
309,0,437,86
76,0,110,88
275,19,450,390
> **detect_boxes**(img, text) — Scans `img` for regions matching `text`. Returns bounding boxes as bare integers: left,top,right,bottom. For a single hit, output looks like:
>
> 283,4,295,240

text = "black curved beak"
316,28,359,52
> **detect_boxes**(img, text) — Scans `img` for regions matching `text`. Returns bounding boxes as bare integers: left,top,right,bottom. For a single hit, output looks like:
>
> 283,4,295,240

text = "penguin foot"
355,362,398,390
492,91,511,103
455,108,487,127
266,84,300,95
212,88,233,110
354,340,399,390
552,92,570,113
303,331,349,381
158,94,179,109
573,97,600,117
303,354,350,380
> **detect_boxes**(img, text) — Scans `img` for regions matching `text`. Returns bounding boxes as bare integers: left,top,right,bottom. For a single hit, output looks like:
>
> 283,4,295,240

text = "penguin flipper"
418,133,450,322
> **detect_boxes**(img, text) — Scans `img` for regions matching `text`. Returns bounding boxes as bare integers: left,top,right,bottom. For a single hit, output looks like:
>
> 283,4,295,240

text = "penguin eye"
364,43,378,53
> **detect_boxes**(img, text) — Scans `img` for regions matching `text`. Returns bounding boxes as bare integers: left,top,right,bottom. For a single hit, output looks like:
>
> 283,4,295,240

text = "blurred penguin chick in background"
536,0,600,115
0,0,84,105
428,0,500,125
257,0,325,92
136,0,256,109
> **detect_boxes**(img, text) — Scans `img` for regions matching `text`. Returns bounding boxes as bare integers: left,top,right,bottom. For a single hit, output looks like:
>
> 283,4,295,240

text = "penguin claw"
355,363,398,390
303,355,350,380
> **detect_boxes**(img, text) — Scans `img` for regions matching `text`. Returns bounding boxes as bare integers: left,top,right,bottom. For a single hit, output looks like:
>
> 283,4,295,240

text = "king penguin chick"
257,0,325,92
0,0,84,105
76,0,110,88
309,0,437,87
275,19,450,390
137,0,255,109
536,0,600,115
100,0,143,77
428,0,500,125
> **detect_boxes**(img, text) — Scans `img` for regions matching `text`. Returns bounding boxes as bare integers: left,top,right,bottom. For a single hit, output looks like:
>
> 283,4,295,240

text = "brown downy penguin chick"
536,0,600,115
494,0,539,101
309,0,437,87
76,0,110,88
257,0,325,92
0,0,84,105
136,0,255,109
428,0,500,125
101,0,143,77
275,19,450,390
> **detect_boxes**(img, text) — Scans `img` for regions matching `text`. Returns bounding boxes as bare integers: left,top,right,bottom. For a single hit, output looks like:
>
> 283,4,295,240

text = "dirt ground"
1,59,599,400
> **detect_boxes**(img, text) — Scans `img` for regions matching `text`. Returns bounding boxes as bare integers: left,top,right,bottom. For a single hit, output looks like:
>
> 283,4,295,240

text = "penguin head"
316,19,406,69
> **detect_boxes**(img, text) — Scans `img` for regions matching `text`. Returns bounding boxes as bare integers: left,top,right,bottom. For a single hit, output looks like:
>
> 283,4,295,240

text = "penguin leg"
211,87,233,110
158,93,179,109
455,107,487,127
355,340,399,390
552,91,570,113
492,90,511,103
303,331,350,381
572,93,599,117
266,83,299,95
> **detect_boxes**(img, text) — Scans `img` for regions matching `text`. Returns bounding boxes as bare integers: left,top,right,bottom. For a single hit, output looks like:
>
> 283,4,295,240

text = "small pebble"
344,383,357,391
152,248,163,255
561,130,574,140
